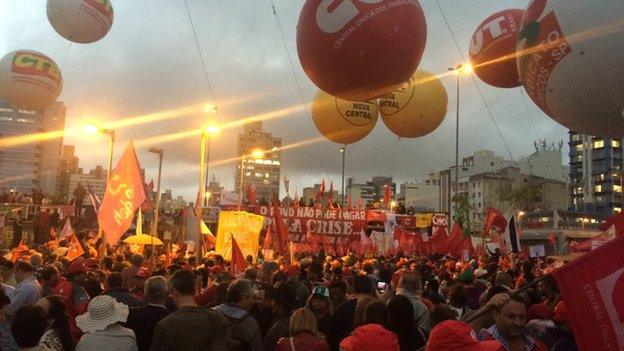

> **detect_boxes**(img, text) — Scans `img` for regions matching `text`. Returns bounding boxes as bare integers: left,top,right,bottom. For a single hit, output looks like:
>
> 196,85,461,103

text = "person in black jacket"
125,276,170,351
103,272,141,308
387,295,427,351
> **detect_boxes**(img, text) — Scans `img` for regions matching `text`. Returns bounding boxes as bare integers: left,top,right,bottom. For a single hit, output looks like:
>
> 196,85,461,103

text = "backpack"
223,313,252,351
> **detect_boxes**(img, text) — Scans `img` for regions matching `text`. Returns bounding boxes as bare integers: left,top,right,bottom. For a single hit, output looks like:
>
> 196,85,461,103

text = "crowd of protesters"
0,223,580,351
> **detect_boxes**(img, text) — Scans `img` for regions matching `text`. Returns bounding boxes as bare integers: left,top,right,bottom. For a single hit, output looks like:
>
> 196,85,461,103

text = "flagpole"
198,133,207,260
99,129,115,257
148,148,164,256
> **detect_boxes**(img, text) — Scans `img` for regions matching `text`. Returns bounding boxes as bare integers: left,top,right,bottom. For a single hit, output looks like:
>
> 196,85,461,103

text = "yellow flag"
416,213,434,228
215,211,264,261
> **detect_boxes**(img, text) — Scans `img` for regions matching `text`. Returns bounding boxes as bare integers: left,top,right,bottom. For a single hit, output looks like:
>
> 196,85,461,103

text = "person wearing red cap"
53,260,91,343
425,320,503,351
339,300,400,351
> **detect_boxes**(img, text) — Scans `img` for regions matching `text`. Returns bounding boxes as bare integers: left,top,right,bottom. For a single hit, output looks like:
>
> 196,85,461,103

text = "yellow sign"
215,211,264,261
416,213,433,228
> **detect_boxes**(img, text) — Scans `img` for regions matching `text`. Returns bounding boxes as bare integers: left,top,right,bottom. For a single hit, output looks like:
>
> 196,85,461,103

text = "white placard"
529,244,546,258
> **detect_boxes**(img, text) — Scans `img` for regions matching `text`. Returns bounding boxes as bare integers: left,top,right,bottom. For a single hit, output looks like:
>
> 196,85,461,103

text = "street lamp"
197,119,220,258
340,146,346,208
447,63,473,224
239,148,265,210
148,148,164,237
83,122,115,181
203,123,220,206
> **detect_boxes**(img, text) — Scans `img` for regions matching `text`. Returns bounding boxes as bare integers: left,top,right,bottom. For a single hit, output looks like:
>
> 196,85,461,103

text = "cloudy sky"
0,0,568,200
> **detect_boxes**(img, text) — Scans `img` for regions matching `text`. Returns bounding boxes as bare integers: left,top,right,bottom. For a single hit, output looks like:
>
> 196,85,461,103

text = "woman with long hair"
276,308,329,351
37,295,74,351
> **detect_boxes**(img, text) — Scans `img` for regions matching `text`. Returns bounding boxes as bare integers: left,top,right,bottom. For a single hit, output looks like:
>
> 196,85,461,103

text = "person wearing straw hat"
75,295,138,351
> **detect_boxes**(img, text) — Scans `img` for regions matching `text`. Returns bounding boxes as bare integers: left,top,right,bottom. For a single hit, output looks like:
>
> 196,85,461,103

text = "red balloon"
469,9,524,88
297,0,427,101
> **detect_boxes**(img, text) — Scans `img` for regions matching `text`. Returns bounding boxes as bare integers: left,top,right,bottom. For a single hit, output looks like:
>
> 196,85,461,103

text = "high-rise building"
398,173,440,212
569,131,624,215
439,146,568,214
235,121,281,202
302,183,339,206
206,180,223,206
39,102,66,196
57,145,79,202
345,176,394,208
0,100,66,195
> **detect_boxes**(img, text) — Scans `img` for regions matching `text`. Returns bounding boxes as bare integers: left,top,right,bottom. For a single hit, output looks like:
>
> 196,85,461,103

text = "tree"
452,193,474,234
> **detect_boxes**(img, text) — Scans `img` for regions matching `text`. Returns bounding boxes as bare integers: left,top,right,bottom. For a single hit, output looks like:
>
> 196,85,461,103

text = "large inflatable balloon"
0,50,63,111
297,0,427,102
311,90,378,144
47,0,114,44
379,70,448,138
517,0,624,137
469,9,524,88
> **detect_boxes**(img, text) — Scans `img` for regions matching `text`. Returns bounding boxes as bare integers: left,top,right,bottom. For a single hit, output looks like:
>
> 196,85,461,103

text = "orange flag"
10,241,28,263
230,236,246,275
66,234,85,261
98,141,146,245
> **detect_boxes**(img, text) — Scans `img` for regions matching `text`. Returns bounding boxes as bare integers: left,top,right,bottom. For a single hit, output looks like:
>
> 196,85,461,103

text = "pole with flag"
98,141,146,246
503,215,521,253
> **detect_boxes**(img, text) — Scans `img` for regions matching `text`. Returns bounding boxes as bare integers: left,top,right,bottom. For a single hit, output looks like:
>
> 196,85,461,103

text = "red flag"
483,207,507,236
600,211,624,234
431,226,448,254
553,234,624,351
548,232,558,245
293,191,300,209
317,179,325,200
570,225,619,253
272,198,289,254
66,234,85,261
328,181,334,203
246,184,257,205
230,236,247,275
384,184,392,205
263,225,274,252
98,142,146,245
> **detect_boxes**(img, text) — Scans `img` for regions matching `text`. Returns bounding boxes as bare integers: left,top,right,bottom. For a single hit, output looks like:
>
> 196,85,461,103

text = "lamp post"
203,105,218,206
447,63,473,224
340,146,346,208
239,149,265,211
148,148,163,237
83,123,115,253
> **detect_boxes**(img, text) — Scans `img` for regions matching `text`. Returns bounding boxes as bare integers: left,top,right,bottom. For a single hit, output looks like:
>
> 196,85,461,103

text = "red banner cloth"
483,207,507,236
553,234,624,351
98,142,146,245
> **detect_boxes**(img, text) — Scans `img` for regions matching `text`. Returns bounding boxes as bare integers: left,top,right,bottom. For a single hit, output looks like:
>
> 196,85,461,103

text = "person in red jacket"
53,260,90,343
277,308,329,351
339,300,400,351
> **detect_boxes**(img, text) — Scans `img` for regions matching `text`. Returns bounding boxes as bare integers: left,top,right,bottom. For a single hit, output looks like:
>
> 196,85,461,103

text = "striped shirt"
478,325,547,351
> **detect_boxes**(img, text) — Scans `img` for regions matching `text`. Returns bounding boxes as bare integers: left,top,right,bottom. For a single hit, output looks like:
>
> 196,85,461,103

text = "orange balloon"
311,90,378,144
379,70,448,138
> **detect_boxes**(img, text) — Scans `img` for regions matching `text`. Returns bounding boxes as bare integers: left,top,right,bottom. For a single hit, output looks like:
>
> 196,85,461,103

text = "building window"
255,172,263,177
595,184,602,193
615,185,622,193
613,140,621,148
615,207,622,213
572,134,581,141
575,144,583,151
593,140,605,149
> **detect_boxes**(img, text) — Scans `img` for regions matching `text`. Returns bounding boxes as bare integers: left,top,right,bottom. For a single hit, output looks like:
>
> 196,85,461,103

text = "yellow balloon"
311,90,378,144
379,70,448,138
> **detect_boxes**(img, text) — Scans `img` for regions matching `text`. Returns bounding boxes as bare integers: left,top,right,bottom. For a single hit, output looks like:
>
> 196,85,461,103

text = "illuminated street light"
205,124,220,135
447,63,474,225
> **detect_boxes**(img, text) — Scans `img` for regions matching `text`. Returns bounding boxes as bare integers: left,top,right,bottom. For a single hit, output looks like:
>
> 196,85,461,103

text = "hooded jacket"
339,324,400,351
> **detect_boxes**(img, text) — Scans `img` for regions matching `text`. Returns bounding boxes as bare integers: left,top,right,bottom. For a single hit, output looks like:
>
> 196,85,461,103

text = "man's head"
11,305,47,348
0,258,14,281
397,271,423,295
169,269,196,302
225,278,256,311
328,280,347,307
130,254,144,267
14,260,34,284
495,295,528,339
39,265,60,286
145,276,169,304
68,261,89,284
353,275,373,296
107,272,123,289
